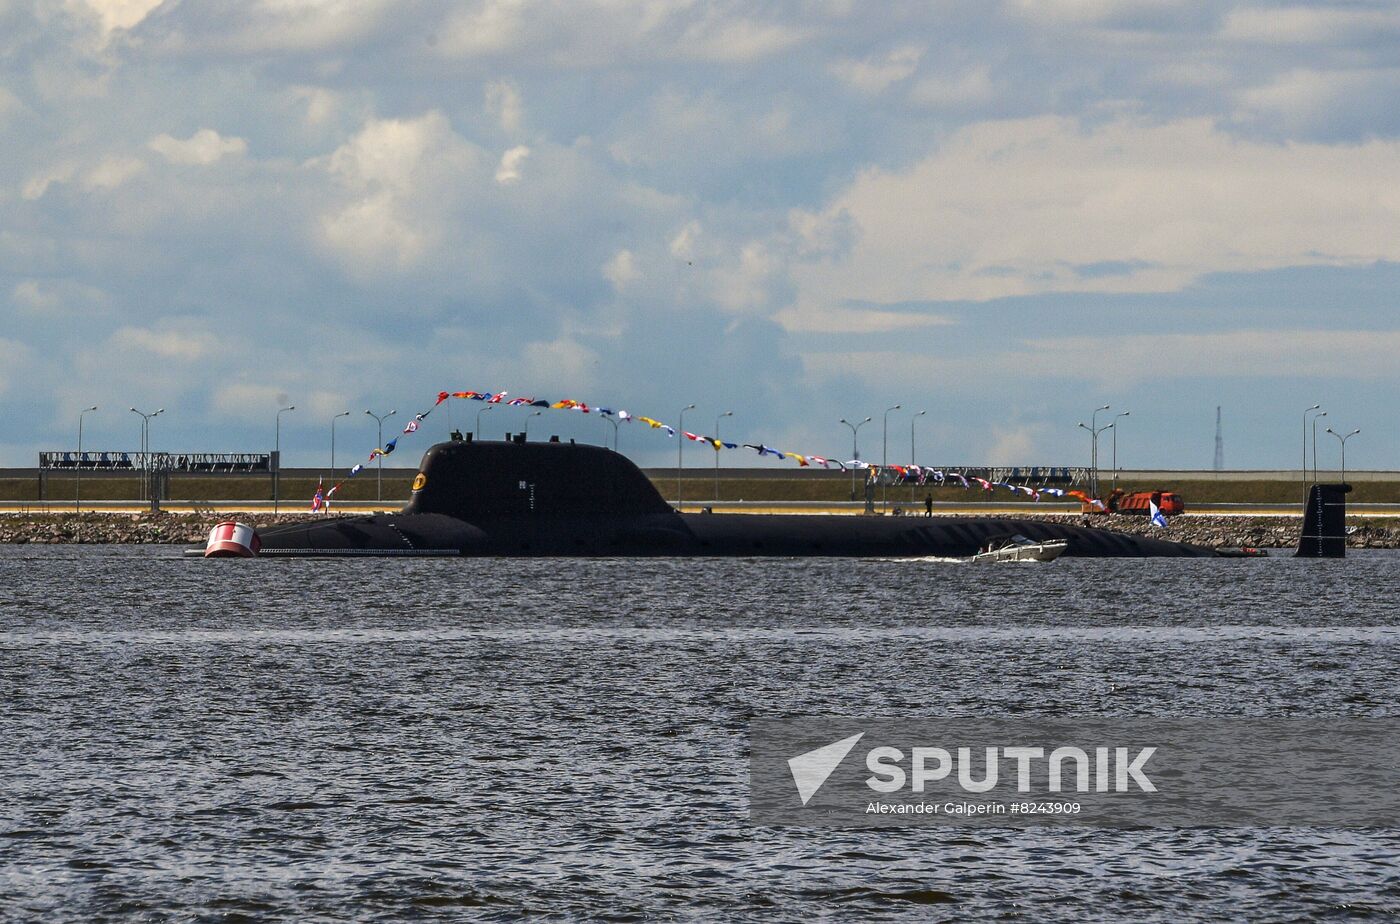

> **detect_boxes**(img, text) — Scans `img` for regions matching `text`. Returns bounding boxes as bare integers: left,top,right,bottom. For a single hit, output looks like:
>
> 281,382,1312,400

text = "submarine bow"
253,439,1218,558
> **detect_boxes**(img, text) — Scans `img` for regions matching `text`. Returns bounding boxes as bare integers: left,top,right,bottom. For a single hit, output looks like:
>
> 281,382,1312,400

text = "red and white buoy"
204,521,261,558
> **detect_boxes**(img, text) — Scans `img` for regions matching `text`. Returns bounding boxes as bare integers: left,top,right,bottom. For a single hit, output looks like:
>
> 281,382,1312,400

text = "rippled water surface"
3,546,1399,921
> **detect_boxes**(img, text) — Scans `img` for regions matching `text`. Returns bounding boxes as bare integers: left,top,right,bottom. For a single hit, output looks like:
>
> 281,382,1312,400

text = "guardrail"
7,500,1400,516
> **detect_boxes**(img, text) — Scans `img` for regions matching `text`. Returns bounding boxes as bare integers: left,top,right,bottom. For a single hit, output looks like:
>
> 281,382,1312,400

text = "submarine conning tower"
402,438,676,520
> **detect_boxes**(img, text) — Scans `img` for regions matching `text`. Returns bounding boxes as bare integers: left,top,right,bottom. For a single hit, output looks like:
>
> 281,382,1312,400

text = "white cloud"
210,382,289,422
1220,7,1400,45
1002,0,1193,27
0,85,22,121
21,164,76,200
669,221,701,260
109,325,216,361
1235,68,1400,135
149,128,248,165
495,145,530,184
829,45,923,94
602,248,638,289
82,155,145,190
773,304,952,334
908,66,997,108
435,3,809,65
485,79,523,134
11,278,111,317
21,157,145,197
986,424,1045,465
138,0,396,53
0,337,31,397
1015,329,1400,384
290,85,340,127
803,330,1400,394
71,0,164,36
791,116,1400,305
317,110,484,274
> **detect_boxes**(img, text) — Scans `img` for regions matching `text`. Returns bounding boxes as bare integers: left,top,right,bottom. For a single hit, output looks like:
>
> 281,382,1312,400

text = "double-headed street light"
129,407,164,501
715,410,733,503
274,405,295,514
1325,428,1361,485
840,416,872,501
524,410,543,439
365,408,397,502
77,406,98,512
1078,416,1113,498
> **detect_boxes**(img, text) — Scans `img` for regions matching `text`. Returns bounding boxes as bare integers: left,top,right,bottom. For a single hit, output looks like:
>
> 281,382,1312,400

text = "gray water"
2,546,1398,921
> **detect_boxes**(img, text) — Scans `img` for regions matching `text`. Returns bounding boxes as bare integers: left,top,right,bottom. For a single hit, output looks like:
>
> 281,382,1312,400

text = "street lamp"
475,403,494,439
1325,428,1361,485
1111,410,1130,488
882,404,901,512
524,410,543,439
1078,418,1113,498
365,408,397,502
714,410,733,504
274,405,295,514
129,407,163,501
840,416,871,501
331,411,350,474
76,406,97,512
1312,411,1327,487
1302,405,1322,501
601,414,620,451
1090,405,1110,495
677,403,696,510
910,410,927,465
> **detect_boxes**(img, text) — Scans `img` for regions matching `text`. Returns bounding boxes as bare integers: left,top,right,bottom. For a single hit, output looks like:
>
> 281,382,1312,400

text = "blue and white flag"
1149,499,1168,528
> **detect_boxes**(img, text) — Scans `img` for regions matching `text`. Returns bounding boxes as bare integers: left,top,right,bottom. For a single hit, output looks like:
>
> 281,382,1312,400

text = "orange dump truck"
1111,490,1186,516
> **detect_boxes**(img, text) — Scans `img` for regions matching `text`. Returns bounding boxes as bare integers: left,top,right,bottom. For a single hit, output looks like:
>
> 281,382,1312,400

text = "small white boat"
972,534,1068,563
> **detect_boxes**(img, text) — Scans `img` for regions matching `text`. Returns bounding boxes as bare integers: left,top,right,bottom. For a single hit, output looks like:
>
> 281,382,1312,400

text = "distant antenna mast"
1213,406,1224,471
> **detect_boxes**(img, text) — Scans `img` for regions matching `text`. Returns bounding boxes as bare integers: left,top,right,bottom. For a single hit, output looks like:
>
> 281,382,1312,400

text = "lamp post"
910,410,926,465
331,411,350,475
1077,419,1113,498
882,404,901,512
274,405,295,514
365,408,397,502
677,403,695,510
1312,411,1327,487
714,410,733,504
76,406,97,512
129,407,163,501
1111,410,1130,488
910,409,927,506
475,404,494,439
1302,405,1322,501
602,415,619,451
1090,405,1110,494
1325,428,1361,485
524,410,543,439
840,417,871,501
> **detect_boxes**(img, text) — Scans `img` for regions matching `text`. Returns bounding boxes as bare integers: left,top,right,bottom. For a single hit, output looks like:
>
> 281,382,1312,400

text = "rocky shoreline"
3,511,1400,549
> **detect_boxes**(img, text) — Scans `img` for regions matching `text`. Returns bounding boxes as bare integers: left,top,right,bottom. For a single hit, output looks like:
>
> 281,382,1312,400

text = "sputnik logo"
788,733,864,806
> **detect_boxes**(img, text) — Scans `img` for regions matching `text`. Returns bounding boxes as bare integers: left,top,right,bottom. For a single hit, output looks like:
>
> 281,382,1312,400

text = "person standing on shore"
924,493,933,517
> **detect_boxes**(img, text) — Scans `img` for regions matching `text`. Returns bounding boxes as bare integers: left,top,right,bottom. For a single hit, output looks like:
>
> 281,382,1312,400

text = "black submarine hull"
252,439,1217,558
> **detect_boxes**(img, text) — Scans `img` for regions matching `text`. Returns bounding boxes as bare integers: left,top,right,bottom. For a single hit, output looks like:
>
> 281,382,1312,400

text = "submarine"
245,437,1227,558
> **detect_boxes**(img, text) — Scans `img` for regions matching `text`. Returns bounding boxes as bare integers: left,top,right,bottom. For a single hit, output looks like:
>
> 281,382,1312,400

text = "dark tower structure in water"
1213,406,1224,471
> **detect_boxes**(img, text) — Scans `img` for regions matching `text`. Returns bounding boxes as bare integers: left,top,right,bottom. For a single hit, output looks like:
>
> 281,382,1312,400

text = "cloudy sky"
4,0,1400,472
